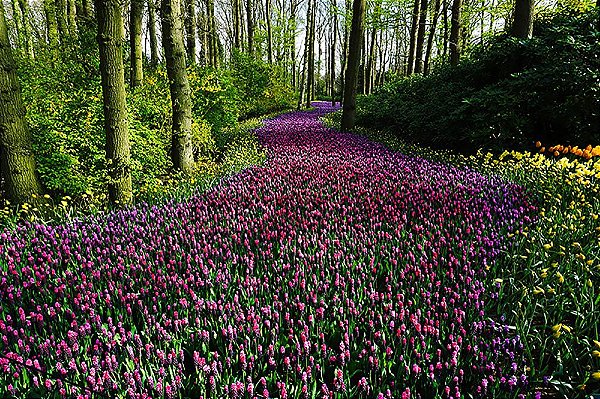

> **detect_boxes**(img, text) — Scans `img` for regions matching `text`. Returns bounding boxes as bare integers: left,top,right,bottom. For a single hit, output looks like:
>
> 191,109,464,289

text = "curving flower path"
0,102,534,398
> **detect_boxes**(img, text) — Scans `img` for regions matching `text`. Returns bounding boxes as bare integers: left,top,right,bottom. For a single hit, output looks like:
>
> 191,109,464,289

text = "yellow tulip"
592,371,600,380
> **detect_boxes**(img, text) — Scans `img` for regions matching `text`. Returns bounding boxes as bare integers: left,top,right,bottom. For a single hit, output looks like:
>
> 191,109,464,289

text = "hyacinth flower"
0,102,535,398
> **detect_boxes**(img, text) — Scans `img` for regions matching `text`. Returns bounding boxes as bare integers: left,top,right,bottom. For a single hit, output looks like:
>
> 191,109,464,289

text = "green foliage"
230,50,295,119
357,9,600,152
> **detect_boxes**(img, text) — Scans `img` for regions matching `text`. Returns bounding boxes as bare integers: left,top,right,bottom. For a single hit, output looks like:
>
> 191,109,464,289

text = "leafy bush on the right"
357,9,600,152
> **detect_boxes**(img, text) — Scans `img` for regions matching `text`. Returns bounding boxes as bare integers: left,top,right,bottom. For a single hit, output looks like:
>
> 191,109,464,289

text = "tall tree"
44,0,59,48
67,0,77,35
330,0,337,105
0,0,43,204
305,0,316,107
56,0,69,39
184,0,196,63
340,0,365,130
423,0,441,74
298,0,312,109
247,0,254,52
413,0,428,73
11,0,24,51
95,0,133,205
17,0,34,57
148,0,160,65
510,0,533,39
406,0,420,74
161,0,194,173
130,0,144,87
265,0,273,63
233,0,241,48
449,0,461,65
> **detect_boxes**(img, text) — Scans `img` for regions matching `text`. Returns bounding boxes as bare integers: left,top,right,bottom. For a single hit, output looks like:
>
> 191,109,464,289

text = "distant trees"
0,0,43,203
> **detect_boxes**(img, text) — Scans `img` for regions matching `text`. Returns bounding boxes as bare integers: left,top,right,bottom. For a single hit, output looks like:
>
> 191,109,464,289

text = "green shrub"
357,9,600,152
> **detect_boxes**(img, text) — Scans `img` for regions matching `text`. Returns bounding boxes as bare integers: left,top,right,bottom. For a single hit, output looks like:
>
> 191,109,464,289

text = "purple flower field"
0,102,535,398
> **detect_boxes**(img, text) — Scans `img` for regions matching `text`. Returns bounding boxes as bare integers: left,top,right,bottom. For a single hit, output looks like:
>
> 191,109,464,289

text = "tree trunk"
340,0,365,130
56,0,68,39
44,0,59,48
339,0,350,105
233,0,241,48
67,0,77,35
266,0,273,63
94,0,132,205
184,0,196,63
130,0,144,87
298,0,312,108
330,0,337,105
160,0,194,174
406,0,420,75
148,0,159,65
424,0,440,74
510,0,533,39
414,0,428,73
197,7,207,65
246,0,253,53
0,0,43,204
365,26,376,94
11,0,24,51
81,0,92,18
307,0,315,105
16,0,34,57
449,0,461,66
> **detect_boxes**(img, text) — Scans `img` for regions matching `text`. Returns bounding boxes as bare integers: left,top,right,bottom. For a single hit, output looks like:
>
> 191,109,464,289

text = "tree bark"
56,0,68,39
298,0,312,109
340,0,365,130
0,0,43,204
184,0,196,63
246,0,254,53
11,0,24,51
44,0,59,48
406,0,420,75
148,0,159,65
424,0,441,74
129,0,144,87
365,26,376,94
449,0,461,66
414,0,428,73
510,0,533,39
330,0,337,105
95,0,133,205
306,0,315,107
339,0,350,105
233,0,241,48
160,0,194,174
17,0,34,57
266,0,273,63
67,0,77,35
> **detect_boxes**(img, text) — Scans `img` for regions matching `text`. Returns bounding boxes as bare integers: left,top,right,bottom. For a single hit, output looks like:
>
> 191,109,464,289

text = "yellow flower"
552,324,563,332
592,371,600,380
593,340,600,349
592,350,600,358
556,272,564,284
533,287,545,295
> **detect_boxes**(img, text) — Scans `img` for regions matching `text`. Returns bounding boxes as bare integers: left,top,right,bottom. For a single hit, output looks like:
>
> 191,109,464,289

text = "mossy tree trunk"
67,0,77,36
160,0,194,174
0,0,43,204
184,0,196,63
95,0,133,205
44,0,59,48
148,0,159,65
17,0,34,57
340,0,365,130
130,0,144,87
56,0,69,40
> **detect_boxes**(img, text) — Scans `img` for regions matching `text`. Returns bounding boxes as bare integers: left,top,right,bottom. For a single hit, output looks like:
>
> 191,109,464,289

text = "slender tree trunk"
11,0,24,50
130,0,144,87
17,0,34,57
197,7,208,64
449,0,461,65
246,0,253,53
233,0,241,48
340,0,365,130
424,0,440,74
330,0,337,105
266,0,273,62
414,0,428,73
406,0,420,74
207,0,217,66
339,0,350,105
304,0,314,107
510,0,533,39
442,0,448,59
0,0,43,204
289,1,297,87
94,0,132,205
298,0,312,108
365,26,376,94
81,0,92,17
148,0,159,65
184,0,196,63
44,0,59,48
160,0,194,174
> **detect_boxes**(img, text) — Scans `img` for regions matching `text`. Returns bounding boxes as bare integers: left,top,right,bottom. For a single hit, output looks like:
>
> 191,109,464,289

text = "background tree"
449,0,462,65
130,0,144,87
340,0,365,130
161,0,195,173
148,0,160,65
0,0,43,204
510,0,533,39
95,0,133,205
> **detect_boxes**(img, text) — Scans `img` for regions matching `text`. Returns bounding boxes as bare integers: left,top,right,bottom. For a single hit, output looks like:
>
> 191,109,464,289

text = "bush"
357,9,600,152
